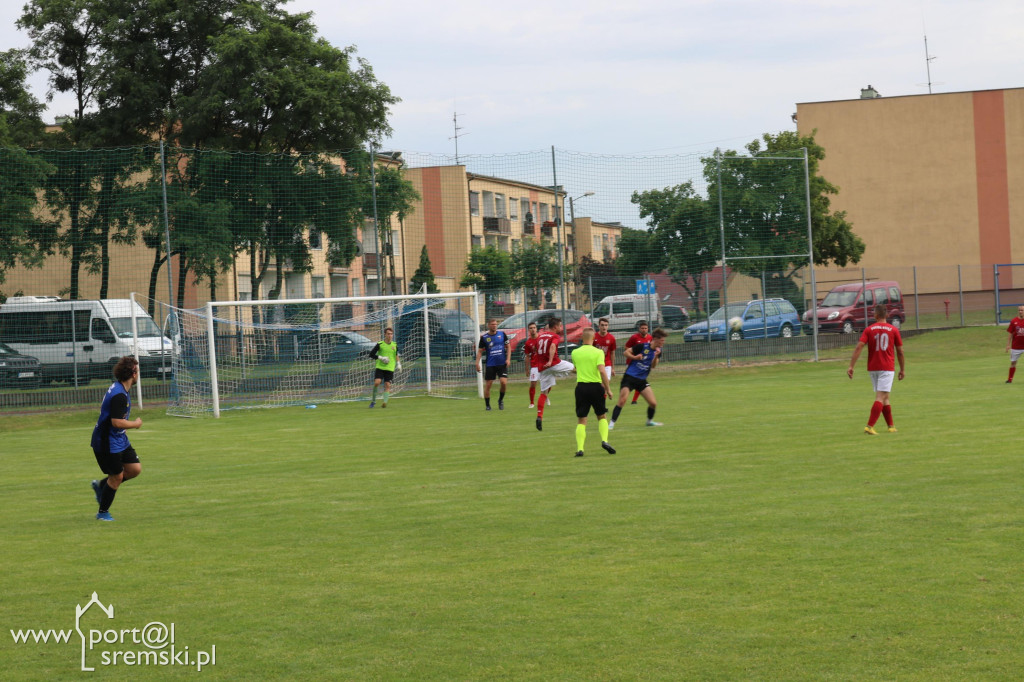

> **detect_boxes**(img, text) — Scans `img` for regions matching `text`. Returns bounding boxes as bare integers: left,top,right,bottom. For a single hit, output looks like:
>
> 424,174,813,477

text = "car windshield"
708,303,750,321
109,316,164,338
821,291,859,307
0,342,19,356
441,315,475,335
343,332,373,344
592,303,610,317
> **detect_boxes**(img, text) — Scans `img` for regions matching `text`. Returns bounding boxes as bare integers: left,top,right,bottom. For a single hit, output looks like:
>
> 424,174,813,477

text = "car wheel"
780,324,793,338
890,317,902,329
842,320,854,334
729,330,742,342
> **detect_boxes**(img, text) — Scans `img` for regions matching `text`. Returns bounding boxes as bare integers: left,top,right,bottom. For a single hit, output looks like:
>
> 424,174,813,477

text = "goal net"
165,291,481,417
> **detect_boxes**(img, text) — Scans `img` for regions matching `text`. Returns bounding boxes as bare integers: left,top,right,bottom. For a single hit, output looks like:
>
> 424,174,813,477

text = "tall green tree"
409,245,439,294
460,246,512,318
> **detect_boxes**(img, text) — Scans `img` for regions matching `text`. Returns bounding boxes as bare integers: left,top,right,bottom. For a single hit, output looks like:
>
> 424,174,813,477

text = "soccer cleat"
486,405,492,411
601,441,616,455
1007,380,1013,384
528,404,535,409
96,511,115,522
368,401,375,409
631,400,638,405
381,403,387,408
646,420,663,427
887,426,898,433
91,480,102,505
498,402,504,411
608,420,615,431
536,417,542,431
864,426,877,435
575,450,584,457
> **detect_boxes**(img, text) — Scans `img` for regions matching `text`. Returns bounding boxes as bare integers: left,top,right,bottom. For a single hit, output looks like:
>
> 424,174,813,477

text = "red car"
497,308,592,355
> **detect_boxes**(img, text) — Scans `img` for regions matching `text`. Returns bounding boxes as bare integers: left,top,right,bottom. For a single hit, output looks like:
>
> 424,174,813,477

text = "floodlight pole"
803,147,818,361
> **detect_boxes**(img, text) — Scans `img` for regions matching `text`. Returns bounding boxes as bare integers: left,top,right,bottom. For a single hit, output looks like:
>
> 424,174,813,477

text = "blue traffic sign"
636,279,656,295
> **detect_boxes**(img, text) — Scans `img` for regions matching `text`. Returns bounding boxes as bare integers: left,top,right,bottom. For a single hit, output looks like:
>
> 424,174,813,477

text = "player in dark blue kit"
475,318,512,410
609,328,668,429
90,356,143,521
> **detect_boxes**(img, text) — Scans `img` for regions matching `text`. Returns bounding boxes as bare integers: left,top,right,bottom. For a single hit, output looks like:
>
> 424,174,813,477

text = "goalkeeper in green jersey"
369,327,400,408
569,328,616,458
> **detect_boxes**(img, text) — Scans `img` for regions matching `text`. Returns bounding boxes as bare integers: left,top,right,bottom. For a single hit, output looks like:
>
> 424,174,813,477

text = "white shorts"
539,360,575,392
528,367,540,382
869,370,895,393
602,365,612,381
1011,349,1024,363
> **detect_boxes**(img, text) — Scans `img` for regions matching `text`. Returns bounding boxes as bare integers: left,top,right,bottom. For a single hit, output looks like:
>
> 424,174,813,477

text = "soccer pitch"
3,327,1022,680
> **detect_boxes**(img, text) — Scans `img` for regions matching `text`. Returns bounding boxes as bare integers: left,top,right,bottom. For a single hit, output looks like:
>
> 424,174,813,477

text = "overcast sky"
2,0,1021,156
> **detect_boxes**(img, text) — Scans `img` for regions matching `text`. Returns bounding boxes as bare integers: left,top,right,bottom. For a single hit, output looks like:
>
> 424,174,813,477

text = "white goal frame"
195,291,481,417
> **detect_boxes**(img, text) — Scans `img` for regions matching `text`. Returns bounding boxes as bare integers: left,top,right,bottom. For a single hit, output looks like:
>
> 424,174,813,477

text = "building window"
362,226,378,253
593,235,602,254
539,203,549,222
482,191,495,218
471,234,482,249
352,279,361,297
309,228,322,250
495,193,505,218
509,198,518,220
469,191,480,216
523,199,532,223
311,276,325,298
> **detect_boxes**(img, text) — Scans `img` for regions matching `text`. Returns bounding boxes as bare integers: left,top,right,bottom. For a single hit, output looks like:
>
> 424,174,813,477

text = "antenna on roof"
449,111,467,165
923,34,936,94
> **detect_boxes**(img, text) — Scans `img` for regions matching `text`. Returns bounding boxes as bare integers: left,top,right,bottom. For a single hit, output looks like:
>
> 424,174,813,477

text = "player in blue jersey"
476,318,512,410
609,327,667,429
90,356,143,521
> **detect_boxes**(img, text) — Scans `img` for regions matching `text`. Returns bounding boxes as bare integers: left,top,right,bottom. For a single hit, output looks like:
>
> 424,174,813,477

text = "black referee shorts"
575,382,608,418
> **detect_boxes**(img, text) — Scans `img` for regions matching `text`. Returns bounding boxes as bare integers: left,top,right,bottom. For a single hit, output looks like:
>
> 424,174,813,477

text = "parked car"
498,309,591,355
590,294,661,331
298,331,377,364
0,341,42,389
660,305,690,329
684,299,801,342
803,281,904,334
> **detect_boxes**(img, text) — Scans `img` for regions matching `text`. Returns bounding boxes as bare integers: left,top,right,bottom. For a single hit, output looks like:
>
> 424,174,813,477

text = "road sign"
636,279,656,295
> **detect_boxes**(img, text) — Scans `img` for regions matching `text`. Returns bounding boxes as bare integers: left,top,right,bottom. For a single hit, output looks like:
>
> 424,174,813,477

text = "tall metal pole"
716,149,730,366
160,141,175,308
369,143,383,301
551,146,567,355
802,148,819,361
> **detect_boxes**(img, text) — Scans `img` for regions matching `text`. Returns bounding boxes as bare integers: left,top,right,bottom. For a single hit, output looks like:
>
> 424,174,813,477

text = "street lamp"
567,191,595,315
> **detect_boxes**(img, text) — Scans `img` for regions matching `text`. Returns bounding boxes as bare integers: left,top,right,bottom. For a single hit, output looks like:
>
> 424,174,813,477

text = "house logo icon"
75,592,113,672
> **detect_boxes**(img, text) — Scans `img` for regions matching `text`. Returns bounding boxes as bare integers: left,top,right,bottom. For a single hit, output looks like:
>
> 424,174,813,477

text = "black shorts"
620,374,649,393
374,368,394,383
95,446,140,477
484,364,508,381
575,382,608,418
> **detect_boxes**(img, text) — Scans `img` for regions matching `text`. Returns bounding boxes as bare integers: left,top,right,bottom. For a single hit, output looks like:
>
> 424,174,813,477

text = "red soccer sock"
632,390,641,403
1009,367,1017,382
881,404,893,427
867,401,883,427
529,385,536,404
537,393,547,418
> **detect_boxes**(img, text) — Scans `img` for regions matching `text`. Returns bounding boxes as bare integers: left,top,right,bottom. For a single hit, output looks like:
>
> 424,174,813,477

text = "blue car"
684,298,802,342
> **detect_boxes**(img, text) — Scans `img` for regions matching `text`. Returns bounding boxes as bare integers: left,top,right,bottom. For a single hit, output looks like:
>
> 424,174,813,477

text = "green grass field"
3,327,1023,680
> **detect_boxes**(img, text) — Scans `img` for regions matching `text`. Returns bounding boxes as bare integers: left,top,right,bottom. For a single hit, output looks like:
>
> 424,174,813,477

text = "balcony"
541,220,557,237
522,221,535,236
483,216,512,234
363,252,378,269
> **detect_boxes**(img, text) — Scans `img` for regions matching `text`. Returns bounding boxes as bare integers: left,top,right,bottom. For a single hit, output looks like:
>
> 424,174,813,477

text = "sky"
1,0,1021,224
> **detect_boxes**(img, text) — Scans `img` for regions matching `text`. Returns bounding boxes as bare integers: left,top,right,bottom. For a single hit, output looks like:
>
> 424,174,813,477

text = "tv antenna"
919,34,943,94
450,111,468,164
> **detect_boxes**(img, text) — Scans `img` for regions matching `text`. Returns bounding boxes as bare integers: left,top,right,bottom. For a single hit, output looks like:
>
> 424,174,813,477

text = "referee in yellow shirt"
569,328,616,457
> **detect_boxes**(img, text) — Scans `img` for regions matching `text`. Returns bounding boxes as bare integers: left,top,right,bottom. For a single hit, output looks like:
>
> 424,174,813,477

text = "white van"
591,294,662,332
0,297,174,384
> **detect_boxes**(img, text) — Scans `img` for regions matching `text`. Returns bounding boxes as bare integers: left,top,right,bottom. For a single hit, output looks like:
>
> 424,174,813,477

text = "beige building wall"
797,87,1024,293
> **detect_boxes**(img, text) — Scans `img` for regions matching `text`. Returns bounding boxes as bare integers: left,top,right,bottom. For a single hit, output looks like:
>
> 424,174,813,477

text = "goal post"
166,291,482,417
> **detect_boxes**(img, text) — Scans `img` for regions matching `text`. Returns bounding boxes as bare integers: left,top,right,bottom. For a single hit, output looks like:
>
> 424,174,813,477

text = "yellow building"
796,86,1024,293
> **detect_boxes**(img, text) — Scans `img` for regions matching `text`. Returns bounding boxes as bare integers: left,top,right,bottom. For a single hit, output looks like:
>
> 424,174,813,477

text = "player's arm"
544,339,557,369
896,343,905,380
505,335,512,365
475,337,486,372
1007,325,1014,352
109,395,141,429
370,342,381,360
598,362,611,398
624,343,642,362
651,346,661,370
847,341,866,378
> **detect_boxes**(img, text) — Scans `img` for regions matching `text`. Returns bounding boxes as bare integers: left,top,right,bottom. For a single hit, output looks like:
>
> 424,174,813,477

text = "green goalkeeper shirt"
374,340,398,371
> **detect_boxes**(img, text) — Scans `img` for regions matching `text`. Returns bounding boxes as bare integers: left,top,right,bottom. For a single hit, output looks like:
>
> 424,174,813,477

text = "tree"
511,239,562,310
631,182,718,316
614,227,665,279
577,255,635,307
460,246,512,319
410,245,439,294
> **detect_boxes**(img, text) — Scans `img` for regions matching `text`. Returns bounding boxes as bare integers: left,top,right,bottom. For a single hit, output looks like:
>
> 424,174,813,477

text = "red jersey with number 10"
1008,317,1024,350
535,330,562,368
625,332,651,364
859,321,902,371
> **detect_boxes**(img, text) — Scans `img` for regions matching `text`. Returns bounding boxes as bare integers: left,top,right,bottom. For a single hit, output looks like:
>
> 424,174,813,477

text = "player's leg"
876,389,894,430
370,375,381,407
1008,349,1022,382
94,452,125,520
484,376,493,409
498,373,507,409
609,383,630,428
382,379,391,407
640,385,662,426
121,461,142,482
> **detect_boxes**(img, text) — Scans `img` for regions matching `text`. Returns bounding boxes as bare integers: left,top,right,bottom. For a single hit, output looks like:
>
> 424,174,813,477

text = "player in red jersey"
522,322,541,407
624,321,652,404
534,317,575,431
847,304,905,435
593,317,617,383
1004,304,1024,383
